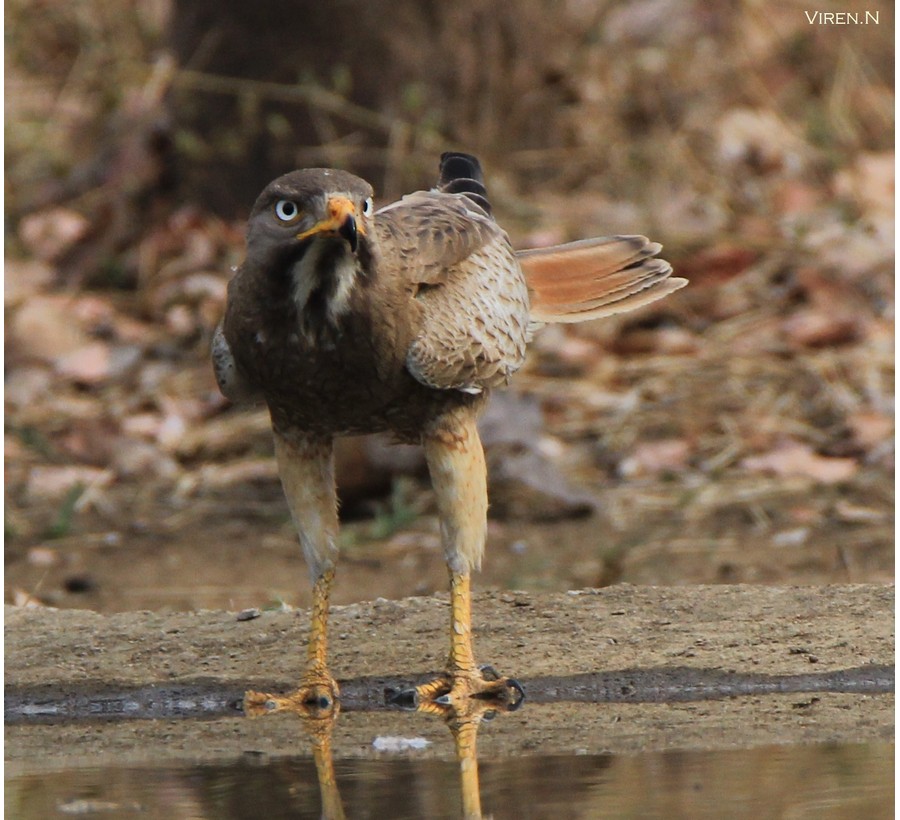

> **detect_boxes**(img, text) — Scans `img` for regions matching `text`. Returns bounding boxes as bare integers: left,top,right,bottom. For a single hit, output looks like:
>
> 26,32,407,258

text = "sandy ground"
6,583,893,771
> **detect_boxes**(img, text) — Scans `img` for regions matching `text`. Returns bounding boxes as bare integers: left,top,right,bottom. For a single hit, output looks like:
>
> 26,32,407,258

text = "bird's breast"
235,287,460,439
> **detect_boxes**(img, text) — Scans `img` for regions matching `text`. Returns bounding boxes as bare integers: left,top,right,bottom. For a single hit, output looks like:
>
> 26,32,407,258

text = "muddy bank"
5,584,893,770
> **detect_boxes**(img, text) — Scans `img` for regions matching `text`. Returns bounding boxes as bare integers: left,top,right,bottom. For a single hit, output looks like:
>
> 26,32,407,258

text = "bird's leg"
300,566,339,704
412,411,523,711
245,432,341,717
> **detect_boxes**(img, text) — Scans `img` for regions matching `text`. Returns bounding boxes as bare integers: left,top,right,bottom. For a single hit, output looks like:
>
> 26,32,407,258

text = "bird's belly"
262,354,461,440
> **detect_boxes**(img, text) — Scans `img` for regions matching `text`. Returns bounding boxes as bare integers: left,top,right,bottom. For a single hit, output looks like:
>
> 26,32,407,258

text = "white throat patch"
290,239,359,331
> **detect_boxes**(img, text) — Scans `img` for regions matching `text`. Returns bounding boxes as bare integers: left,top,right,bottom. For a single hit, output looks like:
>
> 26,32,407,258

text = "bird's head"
244,169,376,328
245,168,375,273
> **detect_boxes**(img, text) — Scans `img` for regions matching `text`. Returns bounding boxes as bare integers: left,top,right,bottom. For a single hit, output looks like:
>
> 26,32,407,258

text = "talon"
505,678,526,711
244,672,340,718
414,666,526,716
478,664,500,681
386,687,420,709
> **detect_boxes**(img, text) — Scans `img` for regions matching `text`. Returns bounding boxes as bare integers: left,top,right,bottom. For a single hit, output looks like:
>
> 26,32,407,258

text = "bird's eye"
275,200,300,222
362,197,374,217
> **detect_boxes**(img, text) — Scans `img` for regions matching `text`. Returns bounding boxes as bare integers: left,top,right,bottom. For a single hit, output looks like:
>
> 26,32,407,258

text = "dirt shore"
5,584,893,770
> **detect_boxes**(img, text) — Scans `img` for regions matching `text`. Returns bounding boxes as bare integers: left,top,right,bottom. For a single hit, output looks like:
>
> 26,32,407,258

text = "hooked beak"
295,196,362,253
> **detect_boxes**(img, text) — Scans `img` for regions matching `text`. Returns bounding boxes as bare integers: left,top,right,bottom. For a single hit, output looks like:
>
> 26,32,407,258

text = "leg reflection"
412,680,525,820
244,679,524,820
244,694,346,820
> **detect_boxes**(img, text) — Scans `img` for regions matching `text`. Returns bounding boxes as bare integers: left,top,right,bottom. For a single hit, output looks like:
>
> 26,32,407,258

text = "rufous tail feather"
518,235,686,328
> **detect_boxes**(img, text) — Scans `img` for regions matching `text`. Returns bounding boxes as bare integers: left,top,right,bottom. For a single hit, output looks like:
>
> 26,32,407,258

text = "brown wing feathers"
518,236,687,324
435,152,685,324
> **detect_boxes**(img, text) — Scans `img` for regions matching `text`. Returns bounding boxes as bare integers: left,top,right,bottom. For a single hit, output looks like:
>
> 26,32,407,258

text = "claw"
412,667,526,715
385,687,420,710
478,664,500,681
244,673,340,718
505,678,526,712
470,676,525,712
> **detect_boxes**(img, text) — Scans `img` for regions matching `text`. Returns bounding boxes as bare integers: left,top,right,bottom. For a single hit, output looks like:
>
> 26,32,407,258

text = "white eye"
275,199,300,221
362,197,374,217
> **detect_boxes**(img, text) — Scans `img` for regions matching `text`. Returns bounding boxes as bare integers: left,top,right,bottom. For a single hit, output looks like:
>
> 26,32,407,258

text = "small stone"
27,547,58,567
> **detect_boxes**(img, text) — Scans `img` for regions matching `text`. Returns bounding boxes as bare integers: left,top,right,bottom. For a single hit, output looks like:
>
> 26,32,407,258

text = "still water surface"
7,741,892,819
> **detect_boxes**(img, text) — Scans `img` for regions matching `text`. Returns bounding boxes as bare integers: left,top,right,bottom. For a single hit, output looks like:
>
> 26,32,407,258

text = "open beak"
295,196,362,252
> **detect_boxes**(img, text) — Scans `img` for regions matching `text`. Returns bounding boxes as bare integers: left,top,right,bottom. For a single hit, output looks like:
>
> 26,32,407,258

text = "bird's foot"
388,664,524,715
244,672,340,718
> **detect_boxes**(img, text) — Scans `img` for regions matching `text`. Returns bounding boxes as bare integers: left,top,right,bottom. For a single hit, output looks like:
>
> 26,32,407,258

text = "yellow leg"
414,569,523,709
246,431,341,717
411,411,524,711
298,567,340,705
245,568,340,715
416,571,476,698
304,569,336,687
449,571,476,672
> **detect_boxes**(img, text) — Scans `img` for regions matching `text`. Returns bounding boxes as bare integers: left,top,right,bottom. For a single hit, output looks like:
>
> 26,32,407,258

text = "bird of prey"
213,152,686,713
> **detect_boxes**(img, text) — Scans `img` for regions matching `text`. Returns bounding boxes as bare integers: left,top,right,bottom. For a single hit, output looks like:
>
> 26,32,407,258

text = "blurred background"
5,0,893,613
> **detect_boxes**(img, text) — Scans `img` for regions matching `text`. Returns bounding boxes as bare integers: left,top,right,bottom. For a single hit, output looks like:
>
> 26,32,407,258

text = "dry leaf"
717,108,809,173
673,244,759,288
620,439,691,478
5,366,53,409
27,547,59,567
833,500,887,523
18,207,90,261
11,589,45,608
198,458,280,489
834,152,894,219
112,439,181,480
847,411,893,450
54,342,113,384
741,441,857,484
54,343,142,385
4,259,55,307
781,308,859,348
9,296,91,361
25,465,113,503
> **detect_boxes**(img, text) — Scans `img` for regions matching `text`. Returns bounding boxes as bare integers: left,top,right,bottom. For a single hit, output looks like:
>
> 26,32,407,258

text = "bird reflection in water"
245,677,524,820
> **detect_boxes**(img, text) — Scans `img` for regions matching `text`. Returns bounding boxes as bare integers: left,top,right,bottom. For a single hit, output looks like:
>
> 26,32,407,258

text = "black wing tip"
438,152,492,215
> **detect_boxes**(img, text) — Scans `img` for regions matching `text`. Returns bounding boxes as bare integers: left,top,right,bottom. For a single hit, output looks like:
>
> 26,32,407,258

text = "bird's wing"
519,235,687,330
374,192,530,394
374,191,499,283
212,320,261,403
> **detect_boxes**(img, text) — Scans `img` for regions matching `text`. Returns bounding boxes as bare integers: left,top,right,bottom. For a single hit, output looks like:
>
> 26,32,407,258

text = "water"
6,667,893,818
7,742,892,819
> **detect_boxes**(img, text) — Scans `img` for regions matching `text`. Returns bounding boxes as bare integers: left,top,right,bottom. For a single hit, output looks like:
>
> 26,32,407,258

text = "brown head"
245,168,375,269
242,168,377,331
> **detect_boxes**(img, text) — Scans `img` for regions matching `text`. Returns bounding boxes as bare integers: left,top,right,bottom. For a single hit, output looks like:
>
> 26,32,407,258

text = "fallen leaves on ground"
740,440,858,485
